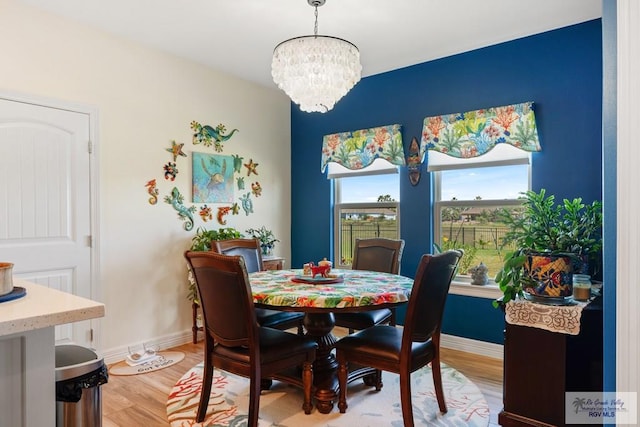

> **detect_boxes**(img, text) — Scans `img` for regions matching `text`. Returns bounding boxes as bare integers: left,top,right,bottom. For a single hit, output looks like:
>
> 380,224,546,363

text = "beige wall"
0,0,291,355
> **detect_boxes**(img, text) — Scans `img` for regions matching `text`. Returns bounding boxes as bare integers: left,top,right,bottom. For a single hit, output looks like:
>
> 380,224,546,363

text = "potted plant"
493,189,602,307
245,226,279,256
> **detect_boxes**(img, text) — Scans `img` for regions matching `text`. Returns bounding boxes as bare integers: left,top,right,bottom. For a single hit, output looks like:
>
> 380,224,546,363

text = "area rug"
109,351,185,376
166,362,489,426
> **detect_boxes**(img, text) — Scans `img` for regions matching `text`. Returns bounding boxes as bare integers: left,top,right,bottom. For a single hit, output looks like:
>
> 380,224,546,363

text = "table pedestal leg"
303,312,339,414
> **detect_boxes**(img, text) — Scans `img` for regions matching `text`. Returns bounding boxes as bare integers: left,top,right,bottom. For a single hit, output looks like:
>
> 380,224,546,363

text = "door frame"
0,89,102,349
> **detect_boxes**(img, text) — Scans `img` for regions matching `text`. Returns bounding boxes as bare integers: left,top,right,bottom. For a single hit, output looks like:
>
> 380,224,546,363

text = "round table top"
249,268,413,311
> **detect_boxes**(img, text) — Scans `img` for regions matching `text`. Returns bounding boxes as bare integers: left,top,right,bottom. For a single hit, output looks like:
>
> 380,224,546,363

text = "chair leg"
432,357,448,414
196,356,213,422
302,360,313,414
248,374,262,427
374,369,383,391
192,302,199,344
260,378,273,390
297,320,304,336
399,371,414,427
337,359,348,413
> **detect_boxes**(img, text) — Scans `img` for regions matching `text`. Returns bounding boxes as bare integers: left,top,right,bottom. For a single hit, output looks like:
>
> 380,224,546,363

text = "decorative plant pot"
522,253,573,305
0,262,14,297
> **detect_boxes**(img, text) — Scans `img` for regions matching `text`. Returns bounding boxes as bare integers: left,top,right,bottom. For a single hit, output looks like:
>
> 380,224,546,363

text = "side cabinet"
263,256,285,271
499,296,603,426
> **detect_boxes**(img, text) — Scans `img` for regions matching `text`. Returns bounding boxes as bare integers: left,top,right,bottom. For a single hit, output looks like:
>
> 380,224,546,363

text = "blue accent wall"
291,20,603,345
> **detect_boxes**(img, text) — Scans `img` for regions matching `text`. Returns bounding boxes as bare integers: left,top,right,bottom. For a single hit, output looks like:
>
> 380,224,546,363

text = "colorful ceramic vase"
523,253,573,303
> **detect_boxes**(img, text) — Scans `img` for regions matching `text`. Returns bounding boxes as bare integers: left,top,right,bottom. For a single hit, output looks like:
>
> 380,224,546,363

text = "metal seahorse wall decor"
190,121,238,152
217,206,232,225
164,187,196,231
145,179,159,205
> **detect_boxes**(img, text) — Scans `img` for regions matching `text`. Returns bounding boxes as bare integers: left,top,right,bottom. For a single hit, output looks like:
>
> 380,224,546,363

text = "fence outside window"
339,222,514,276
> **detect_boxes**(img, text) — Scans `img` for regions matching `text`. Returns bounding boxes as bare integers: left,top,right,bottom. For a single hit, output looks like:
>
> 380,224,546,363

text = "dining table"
249,268,414,413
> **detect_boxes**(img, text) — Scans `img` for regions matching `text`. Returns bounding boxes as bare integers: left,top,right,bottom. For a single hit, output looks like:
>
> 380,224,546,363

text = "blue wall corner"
291,20,603,345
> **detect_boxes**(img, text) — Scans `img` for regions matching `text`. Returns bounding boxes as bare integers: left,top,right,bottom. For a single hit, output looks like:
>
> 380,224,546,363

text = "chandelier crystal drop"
271,0,362,113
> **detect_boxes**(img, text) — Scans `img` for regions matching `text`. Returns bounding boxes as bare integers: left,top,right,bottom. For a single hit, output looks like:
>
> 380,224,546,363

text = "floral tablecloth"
505,298,590,335
249,269,413,309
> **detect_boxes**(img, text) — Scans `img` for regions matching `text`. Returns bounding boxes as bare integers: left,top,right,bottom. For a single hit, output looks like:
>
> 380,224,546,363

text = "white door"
0,96,95,348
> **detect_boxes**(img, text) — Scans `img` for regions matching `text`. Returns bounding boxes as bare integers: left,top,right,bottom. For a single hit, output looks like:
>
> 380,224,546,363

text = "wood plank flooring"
103,334,503,426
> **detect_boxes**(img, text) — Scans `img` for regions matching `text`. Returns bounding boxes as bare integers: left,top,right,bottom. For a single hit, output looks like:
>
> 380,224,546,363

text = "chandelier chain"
314,5,319,37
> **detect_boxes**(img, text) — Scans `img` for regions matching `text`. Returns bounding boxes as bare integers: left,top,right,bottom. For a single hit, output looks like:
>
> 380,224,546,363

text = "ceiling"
20,0,602,89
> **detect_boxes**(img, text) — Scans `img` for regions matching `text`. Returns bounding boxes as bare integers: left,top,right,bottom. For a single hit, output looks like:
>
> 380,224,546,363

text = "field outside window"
434,163,530,279
334,174,400,267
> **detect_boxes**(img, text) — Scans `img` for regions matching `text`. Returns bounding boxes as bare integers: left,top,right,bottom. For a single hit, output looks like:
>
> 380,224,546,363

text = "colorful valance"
420,102,541,162
321,124,405,173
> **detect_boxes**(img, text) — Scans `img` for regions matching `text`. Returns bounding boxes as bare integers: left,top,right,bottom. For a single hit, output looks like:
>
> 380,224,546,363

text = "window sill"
449,276,502,299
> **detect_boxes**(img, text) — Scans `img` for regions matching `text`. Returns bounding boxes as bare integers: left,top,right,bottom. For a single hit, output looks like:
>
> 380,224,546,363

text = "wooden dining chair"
184,251,317,425
334,238,405,333
335,250,463,427
212,238,305,335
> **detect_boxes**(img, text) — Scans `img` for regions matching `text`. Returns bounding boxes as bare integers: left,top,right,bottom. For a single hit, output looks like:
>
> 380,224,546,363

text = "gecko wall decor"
155,120,269,229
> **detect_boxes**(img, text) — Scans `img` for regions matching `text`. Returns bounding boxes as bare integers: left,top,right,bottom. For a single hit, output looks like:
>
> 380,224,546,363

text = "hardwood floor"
103,334,503,426
440,346,503,427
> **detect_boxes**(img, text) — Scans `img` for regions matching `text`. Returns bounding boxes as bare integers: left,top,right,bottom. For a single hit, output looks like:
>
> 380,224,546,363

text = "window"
422,102,540,288
434,162,530,279
334,173,400,267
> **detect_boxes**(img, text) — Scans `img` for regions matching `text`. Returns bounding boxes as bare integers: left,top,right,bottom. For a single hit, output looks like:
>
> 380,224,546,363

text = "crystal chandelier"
271,0,362,113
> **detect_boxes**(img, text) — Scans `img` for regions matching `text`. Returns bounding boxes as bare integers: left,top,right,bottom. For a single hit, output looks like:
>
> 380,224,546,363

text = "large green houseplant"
493,189,602,307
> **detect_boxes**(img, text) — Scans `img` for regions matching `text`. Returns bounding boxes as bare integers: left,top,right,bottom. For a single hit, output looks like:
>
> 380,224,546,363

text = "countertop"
0,278,105,337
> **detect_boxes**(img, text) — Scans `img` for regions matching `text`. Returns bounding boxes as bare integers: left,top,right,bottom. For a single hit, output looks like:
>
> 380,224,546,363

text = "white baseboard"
441,333,504,361
103,330,503,365
103,330,195,365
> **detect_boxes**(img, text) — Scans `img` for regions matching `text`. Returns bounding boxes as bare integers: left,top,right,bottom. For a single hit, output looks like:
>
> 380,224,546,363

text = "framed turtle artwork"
192,152,235,203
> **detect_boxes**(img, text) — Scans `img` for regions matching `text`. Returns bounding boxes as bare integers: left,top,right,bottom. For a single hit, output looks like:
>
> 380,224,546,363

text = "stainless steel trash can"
55,345,108,427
